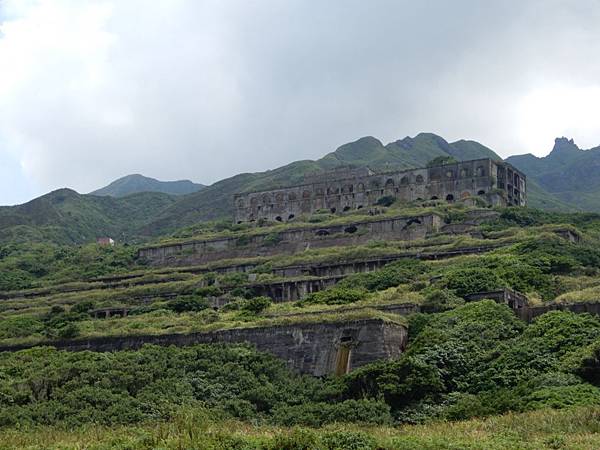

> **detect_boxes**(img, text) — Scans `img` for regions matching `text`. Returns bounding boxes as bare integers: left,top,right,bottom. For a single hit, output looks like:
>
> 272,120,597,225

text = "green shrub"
301,287,367,306
71,301,95,314
421,288,464,313
272,399,392,427
0,317,44,339
443,267,504,297
240,296,272,314
166,296,209,313
375,196,396,207
340,260,428,292
321,430,378,450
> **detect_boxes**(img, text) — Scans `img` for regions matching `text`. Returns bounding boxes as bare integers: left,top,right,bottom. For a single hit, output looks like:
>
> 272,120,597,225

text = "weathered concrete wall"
245,276,345,302
0,319,408,376
519,302,600,322
234,159,526,223
465,288,528,311
137,213,442,266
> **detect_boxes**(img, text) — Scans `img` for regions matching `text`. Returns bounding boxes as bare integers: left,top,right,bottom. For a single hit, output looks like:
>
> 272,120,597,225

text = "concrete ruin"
137,213,442,266
234,159,527,223
0,318,407,376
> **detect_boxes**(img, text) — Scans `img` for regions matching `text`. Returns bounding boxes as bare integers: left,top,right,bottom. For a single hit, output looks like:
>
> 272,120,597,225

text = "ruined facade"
0,319,408,376
234,158,527,223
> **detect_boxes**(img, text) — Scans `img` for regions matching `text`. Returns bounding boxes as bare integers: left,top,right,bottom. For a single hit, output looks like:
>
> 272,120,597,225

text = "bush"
57,323,80,339
375,196,396,207
427,156,457,167
71,301,95,314
302,287,367,306
166,296,209,313
443,267,503,297
321,430,378,450
340,260,428,292
421,288,464,313
271,399,392,427
240,296,272,314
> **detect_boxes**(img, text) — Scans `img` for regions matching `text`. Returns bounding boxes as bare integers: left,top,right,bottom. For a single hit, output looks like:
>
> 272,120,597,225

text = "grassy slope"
0,189,177,244
2,407,600,449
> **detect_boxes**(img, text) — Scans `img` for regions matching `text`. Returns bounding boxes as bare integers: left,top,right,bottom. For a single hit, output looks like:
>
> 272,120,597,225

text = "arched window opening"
431,196,439,200
344,226,358,234
330,207,337,213
477,190,486,196
316,229,330,236
415,175,424,184
446,194,455,203
275,216,283,222
288,214,295,220
400,176,409,186
343,206,351,212
476,166,485,177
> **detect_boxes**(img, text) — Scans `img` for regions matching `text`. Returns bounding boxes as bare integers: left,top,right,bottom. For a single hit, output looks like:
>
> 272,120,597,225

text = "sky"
1,0,600,205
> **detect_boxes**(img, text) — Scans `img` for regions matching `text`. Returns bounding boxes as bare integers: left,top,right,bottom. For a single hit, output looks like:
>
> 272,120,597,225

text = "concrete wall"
0,319,408,376
234,159,526,223
137,213,442,266
519,302,600,322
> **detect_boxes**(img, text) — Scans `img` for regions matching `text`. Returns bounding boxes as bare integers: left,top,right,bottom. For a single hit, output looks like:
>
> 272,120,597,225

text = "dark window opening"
343,206,351,212
477,190,486,195
340,335,353,343
330,207,337,213
431,196,439,200
446,194,455,203
275,216,282,222
357,205,363,209
237,221,243,224
344,226,358,234
288,214,295,220
316,229,330,236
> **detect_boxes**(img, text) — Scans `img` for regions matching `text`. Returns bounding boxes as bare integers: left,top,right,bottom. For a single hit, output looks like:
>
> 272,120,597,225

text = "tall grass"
1,407,600,449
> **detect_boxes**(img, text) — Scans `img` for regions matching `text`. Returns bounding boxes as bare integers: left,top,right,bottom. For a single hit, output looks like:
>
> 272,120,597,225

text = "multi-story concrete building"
234,158,526,223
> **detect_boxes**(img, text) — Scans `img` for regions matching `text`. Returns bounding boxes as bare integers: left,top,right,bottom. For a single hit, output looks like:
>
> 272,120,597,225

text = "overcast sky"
1,0,600,205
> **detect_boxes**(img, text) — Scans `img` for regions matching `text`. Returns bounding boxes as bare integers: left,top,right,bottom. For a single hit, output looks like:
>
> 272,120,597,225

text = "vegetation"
2,407,600,449
3,199,600,446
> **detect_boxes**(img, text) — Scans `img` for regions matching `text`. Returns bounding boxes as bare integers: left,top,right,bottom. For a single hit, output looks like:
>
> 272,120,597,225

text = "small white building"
97,237,115,246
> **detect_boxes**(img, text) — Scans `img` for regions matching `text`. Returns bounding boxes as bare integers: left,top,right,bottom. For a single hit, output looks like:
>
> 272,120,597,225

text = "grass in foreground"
1,407,600,450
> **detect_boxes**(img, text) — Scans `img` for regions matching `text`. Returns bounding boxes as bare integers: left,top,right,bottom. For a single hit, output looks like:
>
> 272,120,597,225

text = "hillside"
2,199,600,443
507,138,600,211
0,189,177,244
91,174,205,197
142,133,511,235
0,132,582,244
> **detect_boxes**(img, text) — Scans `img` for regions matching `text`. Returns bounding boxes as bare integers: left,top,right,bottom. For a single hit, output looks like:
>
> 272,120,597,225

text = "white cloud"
0,0,600,203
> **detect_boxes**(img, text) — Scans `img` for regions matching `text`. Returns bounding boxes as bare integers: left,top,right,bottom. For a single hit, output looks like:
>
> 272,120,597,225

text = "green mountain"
0,189,177,244
141,133,507,235
0,132,583,244
91,174,205,197
507,138,600,212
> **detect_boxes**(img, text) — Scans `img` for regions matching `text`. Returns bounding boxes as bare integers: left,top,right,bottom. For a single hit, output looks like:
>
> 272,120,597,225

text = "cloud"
1,0,600,203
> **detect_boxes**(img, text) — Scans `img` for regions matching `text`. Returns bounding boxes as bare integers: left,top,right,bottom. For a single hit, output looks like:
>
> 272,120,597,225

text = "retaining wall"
0,319,408,376
137,214,442,266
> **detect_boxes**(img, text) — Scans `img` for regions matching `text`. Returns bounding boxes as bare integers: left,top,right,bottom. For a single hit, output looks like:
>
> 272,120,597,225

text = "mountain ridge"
0,133,591,244
91,174,205,198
